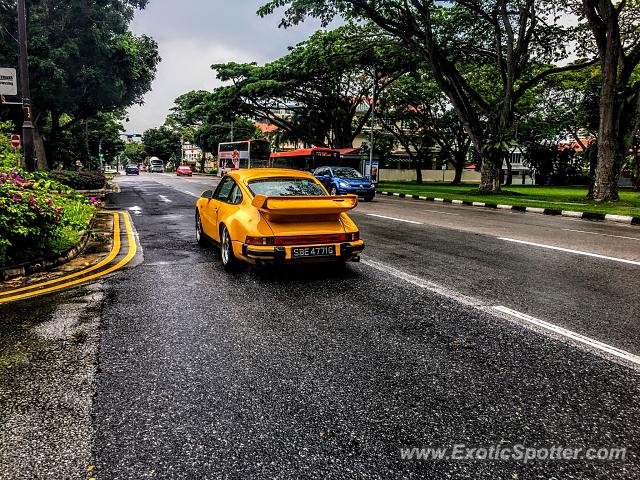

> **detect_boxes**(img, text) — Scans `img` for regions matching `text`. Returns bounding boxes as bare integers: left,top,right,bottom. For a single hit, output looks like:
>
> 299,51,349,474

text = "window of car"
228,184,243,205
214,177,243,205
314,167,328,176
214,177,235,202
248,177,327,197
332,167,364,179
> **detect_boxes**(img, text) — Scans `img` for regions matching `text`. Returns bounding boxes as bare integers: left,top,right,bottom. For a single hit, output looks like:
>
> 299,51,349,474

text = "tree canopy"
0,0,160,168
258,0,598,192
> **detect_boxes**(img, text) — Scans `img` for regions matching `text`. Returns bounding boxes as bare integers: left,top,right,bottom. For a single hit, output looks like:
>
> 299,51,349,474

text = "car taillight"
347,231,360,241
246,236,275,246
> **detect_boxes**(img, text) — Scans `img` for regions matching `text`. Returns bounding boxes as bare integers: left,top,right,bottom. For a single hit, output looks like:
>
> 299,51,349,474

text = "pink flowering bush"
0,166,96,265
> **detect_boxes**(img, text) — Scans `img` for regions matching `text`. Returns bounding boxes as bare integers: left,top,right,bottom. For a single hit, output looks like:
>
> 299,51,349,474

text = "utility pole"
17,0,35,172
180,134,184,166
98,137,105,170
368,65,377,176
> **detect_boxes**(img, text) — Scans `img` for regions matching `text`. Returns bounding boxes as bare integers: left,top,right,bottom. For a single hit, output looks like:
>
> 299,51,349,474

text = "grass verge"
377,182,640,217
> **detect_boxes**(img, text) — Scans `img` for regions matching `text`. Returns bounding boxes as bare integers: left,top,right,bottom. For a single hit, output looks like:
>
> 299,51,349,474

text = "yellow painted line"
0,212,121,297
0,212,137,303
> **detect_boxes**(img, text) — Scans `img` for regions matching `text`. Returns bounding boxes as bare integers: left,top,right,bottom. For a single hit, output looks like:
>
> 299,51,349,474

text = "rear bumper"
241,240,365,263
335,186,376,197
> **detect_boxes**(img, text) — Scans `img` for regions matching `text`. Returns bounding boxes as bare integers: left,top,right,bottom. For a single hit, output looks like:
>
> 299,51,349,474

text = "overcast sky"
124,0,331,134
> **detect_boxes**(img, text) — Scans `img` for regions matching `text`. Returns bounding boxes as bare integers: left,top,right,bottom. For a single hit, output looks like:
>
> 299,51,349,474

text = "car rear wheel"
220,224,238,271
195,211,207,246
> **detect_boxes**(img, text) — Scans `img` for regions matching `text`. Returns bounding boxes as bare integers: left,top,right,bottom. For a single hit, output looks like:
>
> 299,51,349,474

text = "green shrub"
49,170,106,190
0,167,97,266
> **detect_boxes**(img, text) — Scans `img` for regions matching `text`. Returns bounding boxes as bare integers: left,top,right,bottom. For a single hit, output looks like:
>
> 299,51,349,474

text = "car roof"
230,168,316,182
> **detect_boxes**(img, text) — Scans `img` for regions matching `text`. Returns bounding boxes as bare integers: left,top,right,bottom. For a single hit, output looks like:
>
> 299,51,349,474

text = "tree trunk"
48,112,61,169
478,151,502,192
632,146,640,191
505,157,513,186
33,125,48,170
586,1,623,201
83,119,91,169
451,152,464,185
414,157,423,184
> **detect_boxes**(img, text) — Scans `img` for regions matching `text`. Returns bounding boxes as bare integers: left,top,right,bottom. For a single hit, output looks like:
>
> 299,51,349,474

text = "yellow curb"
0,212,121,297
0,212,137,303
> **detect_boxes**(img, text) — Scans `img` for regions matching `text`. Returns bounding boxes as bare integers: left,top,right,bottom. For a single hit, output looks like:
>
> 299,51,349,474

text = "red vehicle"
177,165,193,177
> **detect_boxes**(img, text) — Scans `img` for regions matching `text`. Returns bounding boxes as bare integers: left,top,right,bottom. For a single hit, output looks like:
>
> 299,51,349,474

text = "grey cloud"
125,0,334,134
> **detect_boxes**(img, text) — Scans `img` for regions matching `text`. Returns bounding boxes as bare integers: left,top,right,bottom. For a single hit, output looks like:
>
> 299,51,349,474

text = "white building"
181,142,212,166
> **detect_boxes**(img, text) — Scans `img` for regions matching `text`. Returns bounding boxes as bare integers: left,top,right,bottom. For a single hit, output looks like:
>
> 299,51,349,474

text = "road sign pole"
17,0,35,172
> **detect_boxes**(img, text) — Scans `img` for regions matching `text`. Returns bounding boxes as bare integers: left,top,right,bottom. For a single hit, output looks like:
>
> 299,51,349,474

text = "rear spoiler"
251,194,358,222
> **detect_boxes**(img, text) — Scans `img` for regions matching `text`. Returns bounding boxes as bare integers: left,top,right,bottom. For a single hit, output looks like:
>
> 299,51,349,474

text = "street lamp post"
369,65,377,177
17,0,35,172
98,137,105,171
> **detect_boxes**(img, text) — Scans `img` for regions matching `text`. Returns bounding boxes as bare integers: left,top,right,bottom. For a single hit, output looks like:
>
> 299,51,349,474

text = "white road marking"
361,257,640,368
562,228,640,241
159,195,173,203
366,214,423,225
421,209,461,216
180,190,199,197
360,258,482,307
493,306,640,366
499,237,640,266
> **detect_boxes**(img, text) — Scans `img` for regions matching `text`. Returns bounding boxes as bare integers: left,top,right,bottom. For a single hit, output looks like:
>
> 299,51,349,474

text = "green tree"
378,72,471,184
142,126,181,163
0,0,159,168
579,0,640,200
211,23,409,148
123,141,146,166
258,0,597,192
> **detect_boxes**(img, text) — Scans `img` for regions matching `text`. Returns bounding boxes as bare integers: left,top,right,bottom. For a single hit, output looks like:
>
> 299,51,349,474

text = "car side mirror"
201,190,214,199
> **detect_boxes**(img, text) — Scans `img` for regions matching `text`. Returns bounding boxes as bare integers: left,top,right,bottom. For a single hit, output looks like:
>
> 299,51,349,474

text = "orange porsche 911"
195,169,365,270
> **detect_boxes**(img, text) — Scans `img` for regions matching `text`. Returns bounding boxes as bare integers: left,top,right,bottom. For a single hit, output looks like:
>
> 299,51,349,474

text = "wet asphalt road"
86,174,640,478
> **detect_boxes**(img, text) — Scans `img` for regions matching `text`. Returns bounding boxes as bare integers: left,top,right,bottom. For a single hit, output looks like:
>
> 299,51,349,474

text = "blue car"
313,166,376,202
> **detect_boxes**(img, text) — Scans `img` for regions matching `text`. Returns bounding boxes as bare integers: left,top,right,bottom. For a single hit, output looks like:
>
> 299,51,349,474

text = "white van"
149,157,164,173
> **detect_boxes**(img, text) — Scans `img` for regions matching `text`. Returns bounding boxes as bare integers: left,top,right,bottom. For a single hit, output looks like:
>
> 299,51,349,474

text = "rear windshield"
248,177,326,197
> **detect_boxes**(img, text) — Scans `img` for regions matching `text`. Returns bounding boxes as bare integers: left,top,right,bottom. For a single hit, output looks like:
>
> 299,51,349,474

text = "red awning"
270,148,337,158
335,148,361,155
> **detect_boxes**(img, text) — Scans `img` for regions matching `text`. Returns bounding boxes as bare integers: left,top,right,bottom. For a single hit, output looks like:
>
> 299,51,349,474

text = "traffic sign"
0,68,17,96
11,134,21,149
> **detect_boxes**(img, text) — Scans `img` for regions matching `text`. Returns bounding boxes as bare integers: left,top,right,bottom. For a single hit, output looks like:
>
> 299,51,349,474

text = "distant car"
177,165,193,176
125,164,139,176
313,166,375,201
138,165,146,172
195,168,364,271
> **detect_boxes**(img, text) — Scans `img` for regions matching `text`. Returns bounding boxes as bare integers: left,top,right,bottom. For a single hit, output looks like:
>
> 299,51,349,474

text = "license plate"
291,245,336,258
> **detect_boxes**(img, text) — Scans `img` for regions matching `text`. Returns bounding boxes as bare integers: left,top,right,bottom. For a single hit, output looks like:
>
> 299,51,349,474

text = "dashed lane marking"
493,306,640,366
499,237,640,266
561,228,640,241
361,257,640,369
366,213,423,225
